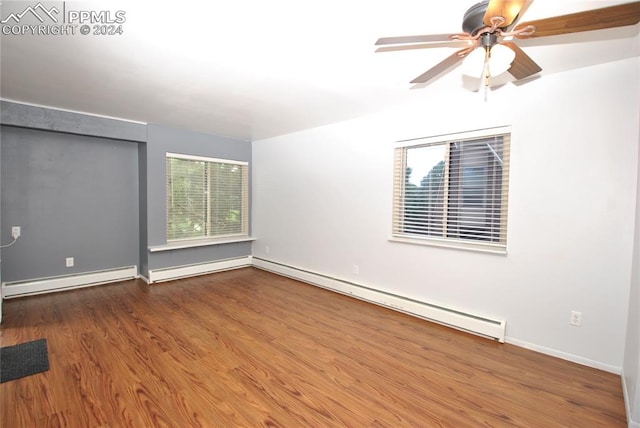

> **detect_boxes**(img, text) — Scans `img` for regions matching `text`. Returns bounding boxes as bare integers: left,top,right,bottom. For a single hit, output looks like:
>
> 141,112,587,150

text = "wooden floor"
0,267,626,427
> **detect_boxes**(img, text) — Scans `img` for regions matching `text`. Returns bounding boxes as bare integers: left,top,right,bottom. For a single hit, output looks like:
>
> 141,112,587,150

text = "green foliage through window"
166,154,248,241
393,129,510,250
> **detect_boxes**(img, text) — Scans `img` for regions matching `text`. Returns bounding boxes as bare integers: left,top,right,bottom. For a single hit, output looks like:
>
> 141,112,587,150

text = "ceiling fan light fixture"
489,44,516,74
461,44,515,77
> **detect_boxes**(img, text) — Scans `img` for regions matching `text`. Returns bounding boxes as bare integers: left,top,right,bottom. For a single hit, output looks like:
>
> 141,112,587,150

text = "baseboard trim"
505,337,622,374
622,369,640,427
252,257,506,342
148,256,252,283
2,266,138,298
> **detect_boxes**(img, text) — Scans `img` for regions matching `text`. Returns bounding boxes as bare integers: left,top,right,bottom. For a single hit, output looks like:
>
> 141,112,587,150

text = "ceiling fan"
375,0,640,91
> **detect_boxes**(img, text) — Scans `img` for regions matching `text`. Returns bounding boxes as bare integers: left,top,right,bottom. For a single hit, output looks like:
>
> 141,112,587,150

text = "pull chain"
482,46,491,102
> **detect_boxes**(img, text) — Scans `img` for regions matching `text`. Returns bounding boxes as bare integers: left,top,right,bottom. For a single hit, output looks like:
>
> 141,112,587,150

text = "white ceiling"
1,0,638,141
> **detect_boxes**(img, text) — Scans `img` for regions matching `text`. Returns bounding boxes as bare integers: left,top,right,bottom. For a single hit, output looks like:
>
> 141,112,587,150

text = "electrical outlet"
570,311,582,326
265,245,270,255
66,257,74,267
352,265,359,275
11,226,21,239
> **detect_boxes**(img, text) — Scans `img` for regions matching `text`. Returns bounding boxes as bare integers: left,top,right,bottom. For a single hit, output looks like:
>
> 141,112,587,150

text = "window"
166,153,248,241
392,127,510,253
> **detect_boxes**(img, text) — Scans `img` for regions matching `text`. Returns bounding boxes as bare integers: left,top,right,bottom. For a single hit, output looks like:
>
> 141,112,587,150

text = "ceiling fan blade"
515,2,640,38
410,47,474,84
501,42,542,80
376,34,456,45
484,0,530,28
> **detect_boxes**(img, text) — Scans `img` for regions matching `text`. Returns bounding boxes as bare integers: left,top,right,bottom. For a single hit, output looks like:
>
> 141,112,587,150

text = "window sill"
149,236,255,253
389,235,507,255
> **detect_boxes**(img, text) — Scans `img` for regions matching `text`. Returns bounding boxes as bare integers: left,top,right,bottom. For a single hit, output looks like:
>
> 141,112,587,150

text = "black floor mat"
1,339,49,383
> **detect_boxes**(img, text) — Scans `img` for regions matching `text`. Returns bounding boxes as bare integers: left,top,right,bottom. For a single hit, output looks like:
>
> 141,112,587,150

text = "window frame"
391,126,511,254
165,152,249,244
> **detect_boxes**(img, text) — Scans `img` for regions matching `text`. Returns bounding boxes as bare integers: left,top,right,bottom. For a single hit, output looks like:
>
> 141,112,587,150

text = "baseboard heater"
147,256,252,283
2,266,138,298
252,258,506,342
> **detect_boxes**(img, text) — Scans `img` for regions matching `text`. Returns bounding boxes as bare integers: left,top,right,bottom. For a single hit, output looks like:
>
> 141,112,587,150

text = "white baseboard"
622,370,640,427
147,256,252,283
252,257,506,342
505,337,622,374
3,255,628,406
2,266,138,298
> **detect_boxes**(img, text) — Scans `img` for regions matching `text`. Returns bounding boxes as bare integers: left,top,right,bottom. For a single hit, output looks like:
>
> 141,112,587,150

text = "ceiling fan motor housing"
463,0,490,35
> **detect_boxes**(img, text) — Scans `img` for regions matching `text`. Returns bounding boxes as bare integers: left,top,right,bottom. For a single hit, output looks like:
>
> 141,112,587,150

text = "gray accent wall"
1,101,146,142
0,102,252,287
0,127,2,321
144,124,251,274
149,242,251,270
138,142,149,277
0,126,140,282
0,102,146,285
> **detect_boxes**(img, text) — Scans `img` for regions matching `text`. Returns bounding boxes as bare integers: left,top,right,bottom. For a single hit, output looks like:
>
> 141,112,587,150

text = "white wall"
623,108,640,426
253,57,640,372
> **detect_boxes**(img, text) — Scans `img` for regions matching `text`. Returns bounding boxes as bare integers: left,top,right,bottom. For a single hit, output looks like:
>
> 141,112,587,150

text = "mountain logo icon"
1,2,60,24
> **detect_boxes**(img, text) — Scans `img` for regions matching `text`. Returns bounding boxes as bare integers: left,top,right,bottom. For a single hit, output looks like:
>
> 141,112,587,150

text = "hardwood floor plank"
1,267,627,427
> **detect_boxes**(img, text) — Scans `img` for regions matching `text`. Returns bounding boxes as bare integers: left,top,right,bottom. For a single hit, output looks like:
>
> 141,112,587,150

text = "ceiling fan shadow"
511,74,541,86
375,41,471,53
513,28,638,78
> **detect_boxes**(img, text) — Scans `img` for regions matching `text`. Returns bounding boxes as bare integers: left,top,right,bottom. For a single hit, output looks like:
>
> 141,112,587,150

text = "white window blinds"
166,153,248,241
392,128,510,251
